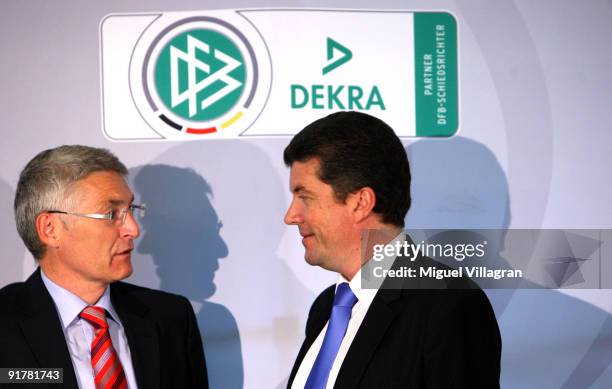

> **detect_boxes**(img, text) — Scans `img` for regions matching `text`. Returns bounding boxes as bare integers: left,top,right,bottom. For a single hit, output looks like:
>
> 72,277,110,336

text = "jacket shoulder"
111,281,190,305
0,281,27,306
309,285,335,315
110,281,194,320
0,280,36,324
0,280,26,295
303,285,335,336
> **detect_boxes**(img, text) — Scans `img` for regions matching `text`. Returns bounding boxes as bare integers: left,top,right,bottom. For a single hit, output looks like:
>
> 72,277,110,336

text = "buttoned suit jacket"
287,255,501,388
0,268,208,389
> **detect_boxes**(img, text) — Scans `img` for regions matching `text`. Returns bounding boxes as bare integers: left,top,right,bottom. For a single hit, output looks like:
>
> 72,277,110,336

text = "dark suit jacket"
0,268,208,389
288,256,501,388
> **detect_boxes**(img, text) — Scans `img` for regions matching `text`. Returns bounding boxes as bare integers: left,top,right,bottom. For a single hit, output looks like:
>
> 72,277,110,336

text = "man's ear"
35,213,62,249
350,187,376,223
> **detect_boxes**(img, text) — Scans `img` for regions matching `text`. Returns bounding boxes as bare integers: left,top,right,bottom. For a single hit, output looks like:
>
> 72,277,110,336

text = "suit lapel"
287,286,335,387
334,289,401,389
17,269,79,389
335,243,416,388
111,284,161,389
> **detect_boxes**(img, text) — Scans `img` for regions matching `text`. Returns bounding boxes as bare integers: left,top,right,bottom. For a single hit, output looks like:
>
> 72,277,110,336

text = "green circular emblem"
154,29,246,122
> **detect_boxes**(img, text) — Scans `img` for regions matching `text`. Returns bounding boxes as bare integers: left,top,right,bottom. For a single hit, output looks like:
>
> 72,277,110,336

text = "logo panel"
100,10,457,140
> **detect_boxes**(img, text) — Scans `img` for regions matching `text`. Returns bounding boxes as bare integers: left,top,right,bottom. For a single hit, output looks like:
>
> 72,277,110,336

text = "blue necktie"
305,282,358,389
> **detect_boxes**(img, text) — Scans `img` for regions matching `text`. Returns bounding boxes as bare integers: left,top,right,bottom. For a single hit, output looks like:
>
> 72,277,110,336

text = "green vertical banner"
414,12,458,137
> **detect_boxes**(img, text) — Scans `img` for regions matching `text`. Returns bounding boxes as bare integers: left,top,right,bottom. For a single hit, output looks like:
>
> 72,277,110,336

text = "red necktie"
80,306,128,389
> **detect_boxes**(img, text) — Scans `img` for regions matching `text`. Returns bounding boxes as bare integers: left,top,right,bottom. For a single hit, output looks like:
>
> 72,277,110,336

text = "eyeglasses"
47,204,147,225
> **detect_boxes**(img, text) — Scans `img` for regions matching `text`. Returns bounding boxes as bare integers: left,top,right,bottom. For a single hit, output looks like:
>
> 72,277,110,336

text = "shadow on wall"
406,137,612,388
126,140,315,389
0,179,26,287
129,164,241,389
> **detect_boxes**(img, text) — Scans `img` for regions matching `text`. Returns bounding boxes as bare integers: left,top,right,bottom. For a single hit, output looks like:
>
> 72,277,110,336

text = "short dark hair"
283,111,411,227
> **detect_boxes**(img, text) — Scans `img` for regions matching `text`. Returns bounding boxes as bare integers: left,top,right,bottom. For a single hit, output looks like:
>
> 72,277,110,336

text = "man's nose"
284,199,302,225
121,211,140,239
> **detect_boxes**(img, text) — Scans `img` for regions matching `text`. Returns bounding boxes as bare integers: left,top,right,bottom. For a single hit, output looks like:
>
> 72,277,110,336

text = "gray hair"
14,145,128,259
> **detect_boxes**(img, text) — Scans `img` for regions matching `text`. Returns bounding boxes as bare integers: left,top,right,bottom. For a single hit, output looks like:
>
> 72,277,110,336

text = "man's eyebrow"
292,185,313,195
107,194,135,206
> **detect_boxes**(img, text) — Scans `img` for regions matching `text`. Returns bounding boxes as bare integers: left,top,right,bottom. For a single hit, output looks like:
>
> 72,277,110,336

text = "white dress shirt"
291,269,378,389
292,232,405,389
41,270,138,389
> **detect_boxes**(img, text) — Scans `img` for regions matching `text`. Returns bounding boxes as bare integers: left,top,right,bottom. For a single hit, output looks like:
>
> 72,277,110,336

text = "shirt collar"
336,268,377,307
40,268,122,329
336,230,406,301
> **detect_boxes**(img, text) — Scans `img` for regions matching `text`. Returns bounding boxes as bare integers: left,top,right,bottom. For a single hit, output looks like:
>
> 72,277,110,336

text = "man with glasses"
0,145,208,388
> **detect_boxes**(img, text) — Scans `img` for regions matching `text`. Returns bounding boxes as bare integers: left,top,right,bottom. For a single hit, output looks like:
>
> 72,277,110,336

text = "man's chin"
304,253,321,267
123,266,133,279
304,252,333,270
111,262,133,282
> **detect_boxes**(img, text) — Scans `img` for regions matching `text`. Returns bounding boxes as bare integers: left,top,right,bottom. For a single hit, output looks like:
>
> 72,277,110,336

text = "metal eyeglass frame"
46,204,147,225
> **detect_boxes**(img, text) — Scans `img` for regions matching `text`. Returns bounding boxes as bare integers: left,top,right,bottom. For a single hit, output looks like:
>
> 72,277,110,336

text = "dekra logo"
291,37,385,111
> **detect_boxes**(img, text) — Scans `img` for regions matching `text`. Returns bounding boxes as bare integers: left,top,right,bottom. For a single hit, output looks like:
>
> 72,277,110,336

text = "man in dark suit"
0,145,208,388
284,112,501,388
